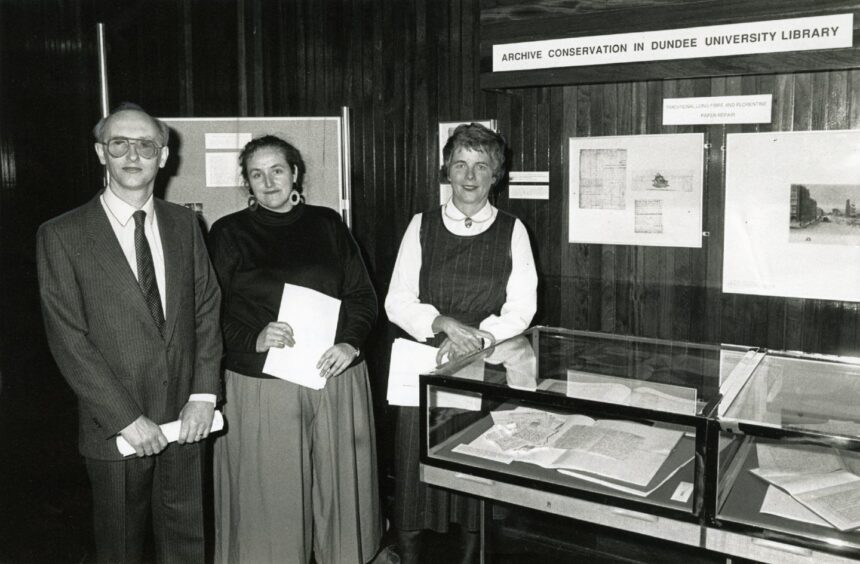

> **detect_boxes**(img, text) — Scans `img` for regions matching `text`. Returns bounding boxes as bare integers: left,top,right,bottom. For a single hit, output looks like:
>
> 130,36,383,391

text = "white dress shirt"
100,188,167,314
385,200,538,342
100,188,215,406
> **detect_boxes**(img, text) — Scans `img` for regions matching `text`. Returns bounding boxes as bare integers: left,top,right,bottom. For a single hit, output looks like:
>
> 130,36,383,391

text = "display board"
723,130,860,302
568,133,704,247
159,117,344,228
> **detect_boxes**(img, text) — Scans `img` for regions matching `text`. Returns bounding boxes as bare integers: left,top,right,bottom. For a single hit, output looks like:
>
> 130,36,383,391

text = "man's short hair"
92,102,170,146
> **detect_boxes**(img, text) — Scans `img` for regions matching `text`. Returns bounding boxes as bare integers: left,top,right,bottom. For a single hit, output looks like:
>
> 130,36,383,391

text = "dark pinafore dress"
393,206,515,533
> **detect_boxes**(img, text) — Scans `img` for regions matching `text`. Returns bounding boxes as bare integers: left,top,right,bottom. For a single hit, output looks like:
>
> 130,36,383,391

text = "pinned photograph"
789,184,860,246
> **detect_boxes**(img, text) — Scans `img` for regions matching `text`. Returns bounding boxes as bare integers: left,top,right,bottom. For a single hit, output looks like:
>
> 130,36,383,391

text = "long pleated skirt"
214,364,382,564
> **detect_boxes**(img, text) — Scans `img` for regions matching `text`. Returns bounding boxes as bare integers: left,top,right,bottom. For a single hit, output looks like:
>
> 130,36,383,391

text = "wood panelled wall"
5,0,855,390
0,1,491,559
2,0,860,559
493,74,860,356
479,0,860,357
1,0,859,432
0,0,490,384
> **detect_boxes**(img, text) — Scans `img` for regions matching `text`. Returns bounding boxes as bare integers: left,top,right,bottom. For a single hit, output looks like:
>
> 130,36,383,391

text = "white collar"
101,188,155,227
444,200,493,221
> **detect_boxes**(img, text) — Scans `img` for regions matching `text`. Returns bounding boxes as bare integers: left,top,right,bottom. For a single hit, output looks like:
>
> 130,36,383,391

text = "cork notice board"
159,117,344,229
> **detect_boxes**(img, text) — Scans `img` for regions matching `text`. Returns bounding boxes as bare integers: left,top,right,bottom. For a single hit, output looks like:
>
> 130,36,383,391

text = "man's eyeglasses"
99,137,162,159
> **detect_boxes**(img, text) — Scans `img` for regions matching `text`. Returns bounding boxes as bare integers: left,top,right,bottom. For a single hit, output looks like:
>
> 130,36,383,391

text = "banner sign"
493,14,853,72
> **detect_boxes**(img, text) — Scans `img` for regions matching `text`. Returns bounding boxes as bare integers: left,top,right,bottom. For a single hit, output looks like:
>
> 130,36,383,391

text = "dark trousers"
85,443,204,564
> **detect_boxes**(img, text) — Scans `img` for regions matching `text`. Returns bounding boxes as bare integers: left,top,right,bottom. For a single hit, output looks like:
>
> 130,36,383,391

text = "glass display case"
419,326,755,550
710,349,860,563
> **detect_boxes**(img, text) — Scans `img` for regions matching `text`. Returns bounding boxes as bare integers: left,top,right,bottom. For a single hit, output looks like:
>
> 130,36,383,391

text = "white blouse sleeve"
478,218,538,341
384,214,440,341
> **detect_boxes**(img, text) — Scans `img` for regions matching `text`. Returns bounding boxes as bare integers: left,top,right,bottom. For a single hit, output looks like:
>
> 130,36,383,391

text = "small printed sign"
663,95,772,125
510,171,549,184
671,481,694,503
509,171,550,200
509,184,549,200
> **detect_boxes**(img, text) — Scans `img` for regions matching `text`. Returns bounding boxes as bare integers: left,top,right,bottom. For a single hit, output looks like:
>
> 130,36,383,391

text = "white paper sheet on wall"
723,130,860,301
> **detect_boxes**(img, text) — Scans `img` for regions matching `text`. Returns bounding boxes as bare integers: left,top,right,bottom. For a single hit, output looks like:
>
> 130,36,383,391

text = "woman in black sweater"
209,135,382,563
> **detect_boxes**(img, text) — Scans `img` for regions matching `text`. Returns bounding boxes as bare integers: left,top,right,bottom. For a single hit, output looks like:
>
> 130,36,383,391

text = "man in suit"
37,102,222,564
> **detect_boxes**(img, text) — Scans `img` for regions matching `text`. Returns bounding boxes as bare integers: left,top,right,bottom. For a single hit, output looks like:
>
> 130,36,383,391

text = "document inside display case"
426,392,699,510
540,370,699,415
717,434,860,550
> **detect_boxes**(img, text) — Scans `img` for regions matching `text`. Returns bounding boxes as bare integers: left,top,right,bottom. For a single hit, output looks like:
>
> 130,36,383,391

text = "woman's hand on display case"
432,315,495,357
435,333,494,366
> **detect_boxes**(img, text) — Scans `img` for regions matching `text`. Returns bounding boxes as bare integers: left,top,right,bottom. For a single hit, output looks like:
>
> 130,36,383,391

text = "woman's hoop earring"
247,195,258,210
289,191,301,205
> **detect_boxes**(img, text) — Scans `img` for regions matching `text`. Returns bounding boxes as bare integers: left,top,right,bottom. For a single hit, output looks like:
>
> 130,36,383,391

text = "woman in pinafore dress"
385,123,538,563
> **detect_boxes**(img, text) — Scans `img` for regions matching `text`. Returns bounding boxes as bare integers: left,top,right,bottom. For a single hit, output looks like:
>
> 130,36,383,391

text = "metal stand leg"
479,499,486,564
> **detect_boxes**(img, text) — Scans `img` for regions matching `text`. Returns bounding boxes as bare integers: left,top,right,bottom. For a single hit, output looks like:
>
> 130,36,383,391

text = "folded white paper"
116,410,224,456
262,283,341,389
386,338,484,410
387,338,437,407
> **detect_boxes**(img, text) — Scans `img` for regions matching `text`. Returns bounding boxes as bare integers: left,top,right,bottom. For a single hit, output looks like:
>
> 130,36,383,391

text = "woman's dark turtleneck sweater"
208,203,376,378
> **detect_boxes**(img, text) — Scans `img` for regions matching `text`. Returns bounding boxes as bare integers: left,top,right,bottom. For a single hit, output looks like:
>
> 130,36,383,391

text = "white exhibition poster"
723,130,860,302
387,338,438,407
262,283,341,389
568,133,704,247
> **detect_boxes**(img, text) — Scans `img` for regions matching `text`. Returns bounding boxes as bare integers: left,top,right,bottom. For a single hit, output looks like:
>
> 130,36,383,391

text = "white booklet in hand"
262,283,341,389
387,338,437,407
386,338,485,410
116,410,225,456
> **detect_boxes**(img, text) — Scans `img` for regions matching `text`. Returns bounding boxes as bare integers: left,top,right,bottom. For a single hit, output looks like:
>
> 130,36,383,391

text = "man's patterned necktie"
133,210,165,334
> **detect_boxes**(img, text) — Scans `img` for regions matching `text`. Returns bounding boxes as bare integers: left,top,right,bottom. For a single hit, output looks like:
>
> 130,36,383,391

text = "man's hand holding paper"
119,415,169,457
178,400,216,444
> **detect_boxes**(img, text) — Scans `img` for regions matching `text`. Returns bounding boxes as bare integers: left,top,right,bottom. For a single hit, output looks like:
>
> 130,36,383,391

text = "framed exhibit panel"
568,133,705,247
160,117,344,228
723,130,860,302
